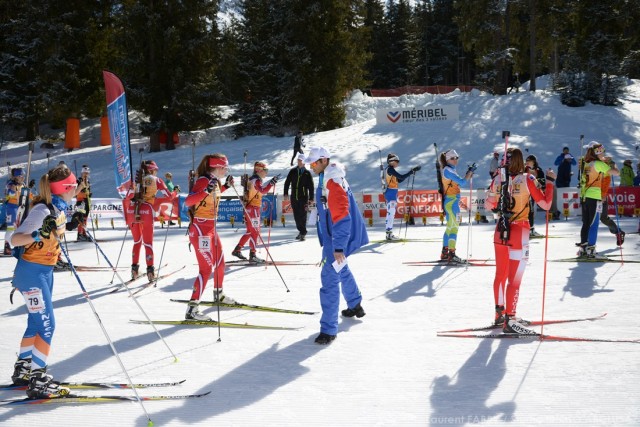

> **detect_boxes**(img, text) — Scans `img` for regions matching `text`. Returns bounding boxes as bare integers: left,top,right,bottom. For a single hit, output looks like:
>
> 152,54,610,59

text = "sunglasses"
449,157,459,160
594,147,605,155
257,167,269,172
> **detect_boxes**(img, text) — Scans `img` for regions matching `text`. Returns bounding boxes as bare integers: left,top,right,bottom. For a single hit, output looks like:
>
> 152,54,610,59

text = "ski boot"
26,368,71,399
440,247,449,261
503,314,536,335
529,228,543,238
11,358,31,386
146,265,156,282
213,289,236,304
3,242,11,255
54,256,70,271
385,230,400,241
131,264,139,281
447,249,465,264
231,245,247,260
249,251,265,264
76,232,91,242
616,230,625,246
494,305,505,326
185,301,211,321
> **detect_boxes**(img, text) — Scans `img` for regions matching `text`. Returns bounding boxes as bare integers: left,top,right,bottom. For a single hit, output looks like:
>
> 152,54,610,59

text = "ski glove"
206,178,218,193
411,165,421,173
66,211,85,231
269,174,282,186
225,175,234,187
40,215,58,239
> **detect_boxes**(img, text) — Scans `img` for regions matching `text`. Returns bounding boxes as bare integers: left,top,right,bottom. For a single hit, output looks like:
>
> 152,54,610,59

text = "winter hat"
209,156,229,168
624,159,633,165
445,149,459,160
254,161,268,170
303,146,331,164
11,168,24,177
144,160,159,171
81,165,90,174
387,153,399,164
297,153,306,161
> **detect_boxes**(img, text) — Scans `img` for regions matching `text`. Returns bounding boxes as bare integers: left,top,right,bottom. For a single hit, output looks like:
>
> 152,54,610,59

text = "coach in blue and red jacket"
305,146,369,345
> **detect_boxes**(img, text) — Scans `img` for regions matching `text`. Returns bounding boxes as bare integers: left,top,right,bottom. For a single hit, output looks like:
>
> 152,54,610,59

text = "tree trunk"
529,0,537,92
25,118,39,141
166,130,176,150
149,132,161,153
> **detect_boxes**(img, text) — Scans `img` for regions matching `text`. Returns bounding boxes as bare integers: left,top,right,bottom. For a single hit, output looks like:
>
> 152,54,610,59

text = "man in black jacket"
284,153,314,240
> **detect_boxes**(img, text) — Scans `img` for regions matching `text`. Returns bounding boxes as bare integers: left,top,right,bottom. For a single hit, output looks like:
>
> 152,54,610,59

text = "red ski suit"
123,175,173,267
185,175,231,300
486,172,553,317
236,175,274,251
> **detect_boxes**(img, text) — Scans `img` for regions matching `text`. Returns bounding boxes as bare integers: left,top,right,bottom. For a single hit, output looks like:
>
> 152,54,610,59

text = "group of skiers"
2,134,635,400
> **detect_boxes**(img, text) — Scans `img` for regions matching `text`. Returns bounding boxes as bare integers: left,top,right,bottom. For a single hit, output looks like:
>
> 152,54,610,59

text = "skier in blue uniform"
383,153,421,240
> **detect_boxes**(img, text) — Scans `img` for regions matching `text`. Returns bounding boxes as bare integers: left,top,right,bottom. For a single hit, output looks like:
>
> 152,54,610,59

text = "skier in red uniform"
485,148,555,335
123,160,174,282
231,161,280,263
184,153,235,320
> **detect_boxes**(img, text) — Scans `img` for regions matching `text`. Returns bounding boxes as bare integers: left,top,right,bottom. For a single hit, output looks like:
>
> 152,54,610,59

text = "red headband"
209,157,229,168
50,172,77,195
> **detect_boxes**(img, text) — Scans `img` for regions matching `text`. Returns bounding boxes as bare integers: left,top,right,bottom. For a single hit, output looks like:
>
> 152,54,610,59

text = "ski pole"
610,175,624,263
403,172,416,240
57,236,155,425
109,228,129,285
83,229,179,362
540,201,551,336
264,185,277,269
465,175,474,267
212,214,222,341
228,184,290,291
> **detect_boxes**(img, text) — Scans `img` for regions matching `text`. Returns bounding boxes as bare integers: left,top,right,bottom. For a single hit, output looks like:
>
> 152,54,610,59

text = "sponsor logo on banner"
376,105,459,125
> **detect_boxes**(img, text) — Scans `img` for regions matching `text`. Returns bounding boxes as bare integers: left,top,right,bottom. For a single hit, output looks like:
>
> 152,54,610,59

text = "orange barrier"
64,118,80,149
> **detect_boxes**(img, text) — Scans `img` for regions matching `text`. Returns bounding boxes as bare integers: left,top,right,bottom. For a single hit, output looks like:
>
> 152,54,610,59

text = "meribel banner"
376,104,459,125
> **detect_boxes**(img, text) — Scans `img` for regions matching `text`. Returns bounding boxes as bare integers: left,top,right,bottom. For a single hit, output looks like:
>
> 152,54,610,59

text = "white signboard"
376,105,459,125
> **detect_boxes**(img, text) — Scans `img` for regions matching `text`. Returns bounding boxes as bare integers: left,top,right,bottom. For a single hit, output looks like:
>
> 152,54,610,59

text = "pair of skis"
0,379,210,406
130,298,317,330
437,313,639,343
108,264,184,296
403,259,495,267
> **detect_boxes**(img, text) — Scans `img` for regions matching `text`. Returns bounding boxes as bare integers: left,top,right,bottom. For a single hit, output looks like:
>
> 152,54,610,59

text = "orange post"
100,116,110,146
65,118,80,150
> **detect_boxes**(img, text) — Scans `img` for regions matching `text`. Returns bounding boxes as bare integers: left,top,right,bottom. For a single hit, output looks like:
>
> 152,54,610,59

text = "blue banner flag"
102,70,133,198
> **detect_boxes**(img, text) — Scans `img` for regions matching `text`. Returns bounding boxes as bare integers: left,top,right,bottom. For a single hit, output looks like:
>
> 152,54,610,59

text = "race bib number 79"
22,288,45,313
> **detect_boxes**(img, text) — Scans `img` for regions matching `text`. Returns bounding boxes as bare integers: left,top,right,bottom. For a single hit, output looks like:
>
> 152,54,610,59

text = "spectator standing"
284,153,314,241
554,147,577,187
619,160,634,186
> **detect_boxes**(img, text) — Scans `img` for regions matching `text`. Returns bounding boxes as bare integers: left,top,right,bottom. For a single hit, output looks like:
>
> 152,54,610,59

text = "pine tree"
116,0,221,151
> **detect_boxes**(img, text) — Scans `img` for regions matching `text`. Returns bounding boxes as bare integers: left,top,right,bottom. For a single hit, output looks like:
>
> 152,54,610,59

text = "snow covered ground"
1,78,639,426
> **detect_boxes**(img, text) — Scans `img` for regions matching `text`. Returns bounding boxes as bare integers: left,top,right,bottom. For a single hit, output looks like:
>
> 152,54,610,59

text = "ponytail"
439,153,447,169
